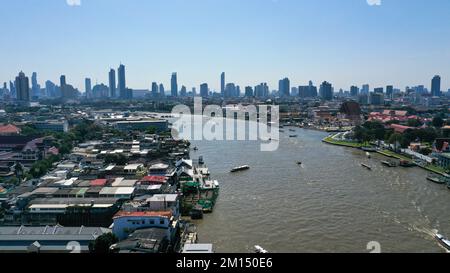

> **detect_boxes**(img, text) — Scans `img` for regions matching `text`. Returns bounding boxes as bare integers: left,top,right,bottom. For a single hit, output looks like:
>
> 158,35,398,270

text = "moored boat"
361,147,377,152
231,165,250,173
427,175,447,185
399,160,415,167
361,163,372,170
190,205,204,220
289,135,298,138
381,160,397,167
366,152,371,159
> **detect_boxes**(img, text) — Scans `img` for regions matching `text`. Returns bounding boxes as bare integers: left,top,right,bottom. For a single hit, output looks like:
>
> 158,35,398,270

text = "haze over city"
2,0,450,91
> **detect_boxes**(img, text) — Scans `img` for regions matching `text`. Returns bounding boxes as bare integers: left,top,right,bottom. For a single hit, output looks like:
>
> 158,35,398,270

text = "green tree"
432,116,444,128
407,119,423,127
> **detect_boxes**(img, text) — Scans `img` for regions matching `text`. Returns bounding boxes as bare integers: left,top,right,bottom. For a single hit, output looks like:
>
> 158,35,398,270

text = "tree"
146,126,157,134
419,147,432,156
432,116,444,128
407,119,423,127
388,133,403,151
89,233,118,253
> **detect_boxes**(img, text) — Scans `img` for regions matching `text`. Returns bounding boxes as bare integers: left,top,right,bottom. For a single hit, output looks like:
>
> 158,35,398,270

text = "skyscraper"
151,82,159,97
245,86,254,97
180,85,187,97
350,86,359,97
374,87,384,94
278,77,290,97
200,83,208,98
431,75,441,97
159,83,165,97
319,81,333,101
15,71,30,102
109,69,116,98
85,78,92,98
60,75,66,87
31,72,40,98
171,72,178,97
221,72,225,97
118,64,126,99
9,81,16,99
386,85,394,98
225,83,237,97
361,84,369,95
45,80,56,98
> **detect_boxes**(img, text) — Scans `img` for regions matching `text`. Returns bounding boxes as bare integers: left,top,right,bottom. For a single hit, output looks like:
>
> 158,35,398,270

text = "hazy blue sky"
1,0,450,92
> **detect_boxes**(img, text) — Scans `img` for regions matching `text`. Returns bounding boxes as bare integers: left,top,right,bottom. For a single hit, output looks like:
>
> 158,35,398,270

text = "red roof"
141,175,167,184
390,124,413,133
0,124,21,135
90,179,108,187
114,210,172,219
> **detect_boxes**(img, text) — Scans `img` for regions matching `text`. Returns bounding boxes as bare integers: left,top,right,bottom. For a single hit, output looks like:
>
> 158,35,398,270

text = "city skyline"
2,0,450,91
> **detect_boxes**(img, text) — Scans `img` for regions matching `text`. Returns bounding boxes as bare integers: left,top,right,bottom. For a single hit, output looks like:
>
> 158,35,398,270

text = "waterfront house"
110,227,171,253
112,210,177,240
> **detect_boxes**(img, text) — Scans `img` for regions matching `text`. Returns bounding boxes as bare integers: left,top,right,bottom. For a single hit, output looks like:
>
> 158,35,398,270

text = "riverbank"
322,135,371,149
323,135,448,176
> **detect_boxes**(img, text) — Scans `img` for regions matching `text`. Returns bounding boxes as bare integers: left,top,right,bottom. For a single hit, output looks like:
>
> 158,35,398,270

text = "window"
160,219,165,225
149,220,155,225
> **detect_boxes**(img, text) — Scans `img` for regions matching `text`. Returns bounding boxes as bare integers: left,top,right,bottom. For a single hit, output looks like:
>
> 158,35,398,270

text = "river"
189,126,450,253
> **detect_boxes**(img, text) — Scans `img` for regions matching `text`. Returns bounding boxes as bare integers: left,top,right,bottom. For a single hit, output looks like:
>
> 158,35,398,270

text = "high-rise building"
361,84,369,94
109,69,116,98
221,72,225,97
60,75,66,87
319,81,333,101
45,80,56,98
85,78,92,98
118,64,127,99
245,86,254,97
9,81,16,99
151,82,159,97
374,87,384,94
431,75,441,97
159,83,165,97
15,71,30,102
386,85,394,98
59,75,78,99
225,83,237,97
180,85,187,97
291,87,299,97
171,72,178,97
350,86,359,97
278,77,290,97
200,83,208,98
370,92,384,105
92,83,109,98
254,83,269,98
31,72,40,98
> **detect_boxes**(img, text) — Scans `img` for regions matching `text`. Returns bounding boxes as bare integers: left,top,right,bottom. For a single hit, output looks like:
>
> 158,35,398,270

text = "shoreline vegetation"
322,134,448,176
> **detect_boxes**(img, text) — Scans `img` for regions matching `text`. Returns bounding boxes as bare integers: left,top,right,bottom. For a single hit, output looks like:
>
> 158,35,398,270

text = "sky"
1,0,450,92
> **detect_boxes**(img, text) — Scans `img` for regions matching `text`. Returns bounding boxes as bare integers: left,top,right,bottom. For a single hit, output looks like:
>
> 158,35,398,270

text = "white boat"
254,245,268,253
366,152,371,158
435,233,450,251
